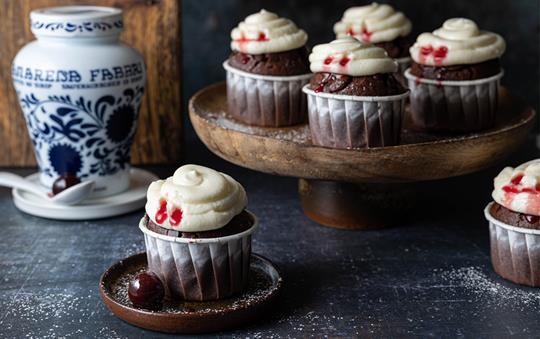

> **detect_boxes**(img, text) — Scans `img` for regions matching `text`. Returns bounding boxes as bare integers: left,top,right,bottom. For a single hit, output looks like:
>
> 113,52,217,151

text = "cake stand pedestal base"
299,179,415,230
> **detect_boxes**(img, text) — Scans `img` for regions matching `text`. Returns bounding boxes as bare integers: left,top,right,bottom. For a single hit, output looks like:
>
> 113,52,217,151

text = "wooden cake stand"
189,83,536,230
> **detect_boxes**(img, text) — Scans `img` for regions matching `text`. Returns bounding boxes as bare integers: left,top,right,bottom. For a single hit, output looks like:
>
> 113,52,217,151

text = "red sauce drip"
526,214,540,223
339,57,350,66
314,84,325,93
419,45,433,62
502,186,520,194
502,185,540,195
415,77,422,87
234,32,268,43
511,174,524,185
170,208,183,227
347,27,355,36
324,57,333,65
155,200,168,224
433,46,448,65
241,55,250,64
361,27,373,42
419,45,448,65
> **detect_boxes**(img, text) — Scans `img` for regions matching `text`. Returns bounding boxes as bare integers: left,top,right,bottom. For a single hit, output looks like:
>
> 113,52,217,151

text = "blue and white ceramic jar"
12,6,146,197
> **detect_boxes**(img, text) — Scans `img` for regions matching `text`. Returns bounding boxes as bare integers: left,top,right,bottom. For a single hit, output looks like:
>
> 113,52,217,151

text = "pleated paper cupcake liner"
224,61,312,127
485,202,540,287
405,69,504,132
395,56,411,88
303,85,409,149
139,212,258,301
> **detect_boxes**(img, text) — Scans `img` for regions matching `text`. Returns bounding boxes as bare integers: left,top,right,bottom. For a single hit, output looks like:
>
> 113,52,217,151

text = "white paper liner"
395,57,411,87
404,68,504,132
302,85,409,149
140,211,259,301
223,60,312,127
484,202,540,287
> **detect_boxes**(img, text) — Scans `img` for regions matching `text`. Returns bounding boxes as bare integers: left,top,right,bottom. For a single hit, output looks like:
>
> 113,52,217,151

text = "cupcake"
224,9,311,127
485,160,540,287
405,18,505,132
333,3,412,82
139,164,258,301
303,37,409,149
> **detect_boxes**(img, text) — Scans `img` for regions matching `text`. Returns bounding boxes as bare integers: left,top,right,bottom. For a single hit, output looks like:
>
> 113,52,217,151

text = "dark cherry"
52,174,81,195
128,271,165,310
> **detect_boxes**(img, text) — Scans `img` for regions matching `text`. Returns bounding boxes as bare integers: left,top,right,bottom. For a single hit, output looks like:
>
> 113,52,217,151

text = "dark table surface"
2,137,540,338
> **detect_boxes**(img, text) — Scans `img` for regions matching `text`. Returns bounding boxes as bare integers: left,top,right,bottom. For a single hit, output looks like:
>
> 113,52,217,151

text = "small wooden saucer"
99,252,282,334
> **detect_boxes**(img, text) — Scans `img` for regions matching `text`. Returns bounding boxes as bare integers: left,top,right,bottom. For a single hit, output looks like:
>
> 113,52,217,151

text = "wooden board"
0,0,182,166
189,82,536,184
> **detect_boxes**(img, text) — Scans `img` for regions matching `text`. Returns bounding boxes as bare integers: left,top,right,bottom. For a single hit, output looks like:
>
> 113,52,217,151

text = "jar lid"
30,6,123,38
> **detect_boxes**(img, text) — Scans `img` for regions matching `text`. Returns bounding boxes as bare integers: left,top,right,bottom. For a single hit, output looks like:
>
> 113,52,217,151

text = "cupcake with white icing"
334,3,412,82
139,164,258,301
405,18,506,132
485,160,540,287
303,37,408,149
224,9,311,127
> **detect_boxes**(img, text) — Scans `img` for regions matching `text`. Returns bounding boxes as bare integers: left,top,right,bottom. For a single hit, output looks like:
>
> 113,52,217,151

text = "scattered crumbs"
108,264,280,315
1,291,95,338
437,266,540,308
206,111,311,144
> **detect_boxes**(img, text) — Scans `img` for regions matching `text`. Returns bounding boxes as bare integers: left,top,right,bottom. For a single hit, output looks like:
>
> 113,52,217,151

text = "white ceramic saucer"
12,168,158,220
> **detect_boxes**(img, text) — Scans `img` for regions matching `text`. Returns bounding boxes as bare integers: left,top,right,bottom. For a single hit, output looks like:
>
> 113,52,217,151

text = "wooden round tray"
189,82,536,228
100,252,282,334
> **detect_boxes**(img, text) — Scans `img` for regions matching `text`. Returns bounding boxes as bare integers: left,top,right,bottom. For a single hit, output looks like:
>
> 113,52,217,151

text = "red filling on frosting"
323,56,349,67
502,174,540,195
346,26,373,42
234,32,268,43
433,46,448,65
339,57,350,66
155,199,168,224
170,208,183,227
419,45,448,65
511,174,524,185
361,27,373,42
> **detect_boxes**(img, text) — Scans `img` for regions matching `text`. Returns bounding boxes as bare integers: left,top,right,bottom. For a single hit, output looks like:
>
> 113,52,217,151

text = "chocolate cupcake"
139,165,258,301
224,10,311,127
303,37,408,149
405,18,505,132
485,160,540,287
333,3,412,84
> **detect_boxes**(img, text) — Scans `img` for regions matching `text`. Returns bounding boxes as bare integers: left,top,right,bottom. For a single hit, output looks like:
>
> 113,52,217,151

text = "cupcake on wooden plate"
333,3,412,82
140,164,257,301
485,160,540,287
405,18,505,132
303,37,408,149
224,9,311,127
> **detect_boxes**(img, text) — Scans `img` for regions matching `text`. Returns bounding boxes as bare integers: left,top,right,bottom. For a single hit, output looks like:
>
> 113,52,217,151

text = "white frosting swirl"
145,165,248,232
230,9,308,54
492,160,540,217
309,37,397,76
333,3,412,43
410,18,505,66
